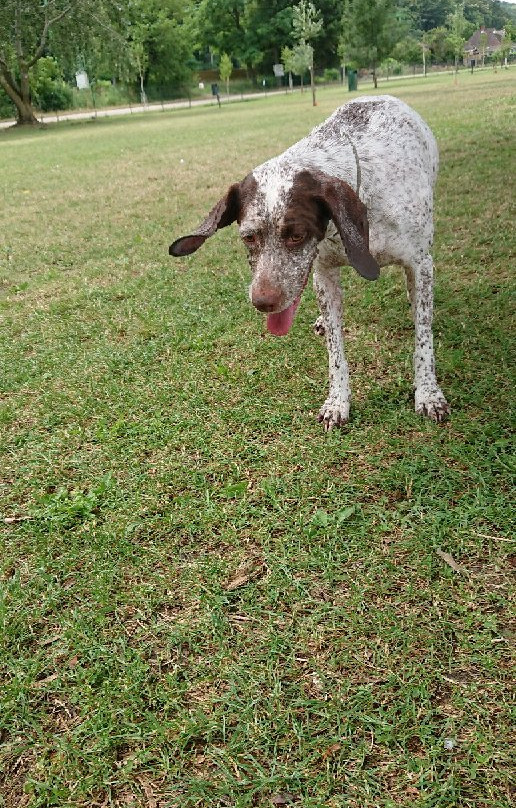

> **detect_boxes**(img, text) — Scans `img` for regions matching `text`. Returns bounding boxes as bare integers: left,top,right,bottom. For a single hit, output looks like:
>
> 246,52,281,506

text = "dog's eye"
285,233,306,249
242,233,258,248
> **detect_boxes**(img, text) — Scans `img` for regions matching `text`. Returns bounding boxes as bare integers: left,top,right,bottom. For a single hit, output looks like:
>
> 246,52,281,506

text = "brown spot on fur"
286,169,379,280
236,174,259,224
339,97,388,130
169,174,258,256
281,172,330,243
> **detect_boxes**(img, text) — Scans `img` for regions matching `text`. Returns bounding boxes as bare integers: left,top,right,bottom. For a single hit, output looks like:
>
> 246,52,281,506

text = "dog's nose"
251,284,283,313
252,296,277,313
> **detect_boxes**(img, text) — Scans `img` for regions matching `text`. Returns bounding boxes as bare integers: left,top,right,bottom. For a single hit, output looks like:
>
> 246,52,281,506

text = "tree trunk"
0,71,40,125
454,54,459,85
310,65,316,106
139,72,147,105
15,99,39,125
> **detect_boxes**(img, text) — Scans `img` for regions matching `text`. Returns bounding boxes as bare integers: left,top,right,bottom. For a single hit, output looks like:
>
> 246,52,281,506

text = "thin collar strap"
341,129,361,196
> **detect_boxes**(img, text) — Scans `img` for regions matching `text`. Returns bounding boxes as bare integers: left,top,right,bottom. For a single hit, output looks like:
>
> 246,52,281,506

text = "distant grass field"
0,70,514,808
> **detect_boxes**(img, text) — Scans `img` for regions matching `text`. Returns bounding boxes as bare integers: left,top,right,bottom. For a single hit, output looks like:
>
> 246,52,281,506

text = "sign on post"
75,71,90,90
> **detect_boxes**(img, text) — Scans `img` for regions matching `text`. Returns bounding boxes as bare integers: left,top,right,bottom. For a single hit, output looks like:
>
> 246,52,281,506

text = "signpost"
75,71,89,90
273,63,284,89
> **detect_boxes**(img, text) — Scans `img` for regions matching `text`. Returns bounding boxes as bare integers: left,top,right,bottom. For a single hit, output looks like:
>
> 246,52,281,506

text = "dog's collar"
341,129,361,196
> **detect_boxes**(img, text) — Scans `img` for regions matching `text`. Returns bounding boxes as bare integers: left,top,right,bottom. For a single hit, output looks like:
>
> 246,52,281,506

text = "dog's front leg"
313,262,350,430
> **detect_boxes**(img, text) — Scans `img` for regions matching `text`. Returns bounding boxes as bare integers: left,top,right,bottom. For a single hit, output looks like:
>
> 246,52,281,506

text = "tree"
392,36,425,72
194,0,342,78
0,0,127,125
497,23,515,67
311,0,346,69
446,2,468,72
245,0,295,70
194,0,249,67
479,29,489,65
421,32,431,74
463,0,508,29
219,52,232,95
31,56,73,111
291,41,313,91
340,0,402,88
128,0,195,99
281,44,295,89
131,39,149,104
424,25,452,62
193,0,293,79
408,0,454,31
292,0,322,105
380,55,400,77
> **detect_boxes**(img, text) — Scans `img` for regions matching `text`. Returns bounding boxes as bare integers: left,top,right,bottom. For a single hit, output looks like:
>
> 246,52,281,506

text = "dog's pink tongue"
267,295,301,337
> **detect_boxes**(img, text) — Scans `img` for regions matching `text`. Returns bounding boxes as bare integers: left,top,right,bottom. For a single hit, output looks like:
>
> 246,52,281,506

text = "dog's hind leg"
412,253,449,422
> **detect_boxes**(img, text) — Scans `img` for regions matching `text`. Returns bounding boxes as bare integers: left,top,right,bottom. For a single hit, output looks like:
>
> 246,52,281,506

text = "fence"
1,63,511,128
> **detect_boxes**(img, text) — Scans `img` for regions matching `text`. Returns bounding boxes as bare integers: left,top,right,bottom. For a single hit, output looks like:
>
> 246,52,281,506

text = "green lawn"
0,71,514,808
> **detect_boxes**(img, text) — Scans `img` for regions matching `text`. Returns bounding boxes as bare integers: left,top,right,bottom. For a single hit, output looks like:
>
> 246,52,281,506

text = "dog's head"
169,165,380,335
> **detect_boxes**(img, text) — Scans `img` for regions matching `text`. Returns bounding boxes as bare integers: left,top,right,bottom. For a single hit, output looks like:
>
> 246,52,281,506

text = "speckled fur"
169,95,449,428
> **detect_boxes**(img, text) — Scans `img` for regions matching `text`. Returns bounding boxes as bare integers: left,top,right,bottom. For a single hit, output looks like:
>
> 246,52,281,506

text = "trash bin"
347,69,358,92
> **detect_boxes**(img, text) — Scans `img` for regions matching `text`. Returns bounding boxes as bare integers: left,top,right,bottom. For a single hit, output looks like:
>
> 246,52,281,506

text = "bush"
93,80,132,106
70,81,138,110
0,89,15,120
380,58,403,77
37,81,73,111
323,67,340,82
31,57,73,111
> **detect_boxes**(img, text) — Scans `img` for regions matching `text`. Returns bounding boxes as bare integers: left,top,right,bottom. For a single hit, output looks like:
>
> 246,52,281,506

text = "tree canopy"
0,0,127,124
193,0,343,74
340,0,403,87
128,0,193,94
291,1,322,104
0,0,514,123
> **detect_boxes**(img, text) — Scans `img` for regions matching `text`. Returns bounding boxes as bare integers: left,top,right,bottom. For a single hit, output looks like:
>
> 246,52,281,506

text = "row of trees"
341,0,515,88
1,0,515,124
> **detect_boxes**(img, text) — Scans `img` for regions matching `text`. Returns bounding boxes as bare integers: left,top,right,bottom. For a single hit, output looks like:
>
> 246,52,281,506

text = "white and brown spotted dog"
170,95,449,429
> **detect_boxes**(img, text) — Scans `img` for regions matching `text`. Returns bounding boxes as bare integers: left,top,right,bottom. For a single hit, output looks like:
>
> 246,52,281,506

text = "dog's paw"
318,397,350,431
313,316,326,337
415,386,450,423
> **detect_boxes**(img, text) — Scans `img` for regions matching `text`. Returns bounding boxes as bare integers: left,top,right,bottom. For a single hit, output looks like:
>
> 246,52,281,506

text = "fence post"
91,83,97,118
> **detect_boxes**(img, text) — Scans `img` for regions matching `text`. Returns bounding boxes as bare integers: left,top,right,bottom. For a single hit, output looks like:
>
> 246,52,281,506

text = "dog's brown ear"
169,183,241,257
315,175,380,280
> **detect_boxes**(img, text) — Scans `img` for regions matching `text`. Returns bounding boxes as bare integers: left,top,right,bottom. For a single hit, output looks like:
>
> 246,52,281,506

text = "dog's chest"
317,222,348,267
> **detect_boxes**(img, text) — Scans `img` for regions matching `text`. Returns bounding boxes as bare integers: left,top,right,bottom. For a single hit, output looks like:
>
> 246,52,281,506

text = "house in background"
463,28,511,67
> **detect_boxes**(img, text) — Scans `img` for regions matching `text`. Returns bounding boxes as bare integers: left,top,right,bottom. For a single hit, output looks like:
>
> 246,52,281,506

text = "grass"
0,71,514,808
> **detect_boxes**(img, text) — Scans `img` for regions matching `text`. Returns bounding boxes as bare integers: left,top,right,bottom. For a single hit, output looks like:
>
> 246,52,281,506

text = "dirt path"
0,90,283,130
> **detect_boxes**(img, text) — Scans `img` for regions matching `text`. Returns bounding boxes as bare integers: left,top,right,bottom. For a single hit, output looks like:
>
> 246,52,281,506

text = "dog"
170,95,449,429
